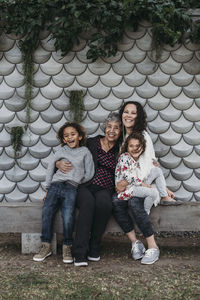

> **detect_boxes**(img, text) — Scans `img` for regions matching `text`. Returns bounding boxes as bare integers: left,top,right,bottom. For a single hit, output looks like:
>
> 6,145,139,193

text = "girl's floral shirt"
115,152,142,200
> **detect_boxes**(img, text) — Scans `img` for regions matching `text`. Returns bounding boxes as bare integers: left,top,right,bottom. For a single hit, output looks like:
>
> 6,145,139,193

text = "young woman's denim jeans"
112,194,154,238
41,182,77,245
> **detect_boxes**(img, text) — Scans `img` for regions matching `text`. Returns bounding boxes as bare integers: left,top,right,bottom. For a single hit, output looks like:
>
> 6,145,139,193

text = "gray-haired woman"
56,113,122,266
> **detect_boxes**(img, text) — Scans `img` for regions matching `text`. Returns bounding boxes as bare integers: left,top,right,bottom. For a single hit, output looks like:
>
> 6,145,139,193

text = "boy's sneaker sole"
63,259,73,264
87,256,100,262
33,251,52,262
74,261,88,267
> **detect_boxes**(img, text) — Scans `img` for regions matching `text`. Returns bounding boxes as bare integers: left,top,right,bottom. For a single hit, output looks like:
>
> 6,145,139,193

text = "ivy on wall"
69,90,84,124
10,126,24,159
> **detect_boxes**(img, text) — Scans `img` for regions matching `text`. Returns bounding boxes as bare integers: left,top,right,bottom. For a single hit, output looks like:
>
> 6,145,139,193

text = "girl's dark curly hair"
57,122,87,147
120,132,146,157
119,101,147,135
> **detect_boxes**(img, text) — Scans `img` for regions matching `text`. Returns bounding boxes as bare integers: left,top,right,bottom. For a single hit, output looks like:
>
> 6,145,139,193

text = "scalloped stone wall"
0,23,200,204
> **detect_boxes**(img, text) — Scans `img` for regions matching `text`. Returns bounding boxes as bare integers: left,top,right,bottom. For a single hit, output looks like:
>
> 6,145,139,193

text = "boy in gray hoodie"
33,122,94,263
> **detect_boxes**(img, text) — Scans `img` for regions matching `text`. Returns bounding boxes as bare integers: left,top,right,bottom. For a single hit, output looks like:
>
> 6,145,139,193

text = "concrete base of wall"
21,233,57,254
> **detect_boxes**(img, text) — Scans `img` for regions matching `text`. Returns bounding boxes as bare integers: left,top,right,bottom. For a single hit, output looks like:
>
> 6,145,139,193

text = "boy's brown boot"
33,242,52,262
63,245,73,263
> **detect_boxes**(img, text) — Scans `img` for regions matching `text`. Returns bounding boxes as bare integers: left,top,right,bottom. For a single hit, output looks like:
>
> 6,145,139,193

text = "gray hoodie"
45,145,94,189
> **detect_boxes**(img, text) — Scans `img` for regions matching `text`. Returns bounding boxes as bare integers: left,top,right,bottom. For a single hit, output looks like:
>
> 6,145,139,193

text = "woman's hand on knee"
56,160,73,173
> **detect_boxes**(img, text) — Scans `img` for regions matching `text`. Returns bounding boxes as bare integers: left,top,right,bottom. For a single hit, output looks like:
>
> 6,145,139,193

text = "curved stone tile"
64,110,87,123
183,127,200,145
0,128,11,147
124,68,146,87
31,94,51,112
102,52,123,64
0,76,3,85
159,128,181,146
171,68,193,87
29,187,46,203
0,152,15,170
171,115,193,134
52,69,75,88
136,32,153,51
171,92,193,110
88,58,110,75
52,115,68,133
83,94,99,111
195,74,200,85
125,94,146,107
33,44,51,64
184,41,200,51
52,50,75,64
5,166,27,182
22,129,39,147
159,104,181,122
40,56,63,76
171,139,193,157
64,56,87,75
159,150,181,168
29,163,46,182
4,43,22,64
153,138,170,157
17,175,40,193
5,116,25,129
148,68,170,87
40,80,63,99
147,49,170,63
40,34,56,51
33,68,51,87
80,118,99,135
112,81,133,99
0,33,15,51
195,121,200,133
195,97,200,108
76,46,93,64
183,174,200,192
195,144,200,156
0,176,15,194
16,85,39,99
124,44,146,64
194,191,200,202
136,57,157,75
163,43,181,52
29,140,51,159
183,56,200,75
5,68,24,88
183,151,200,168
148,115,169,134
41,152,55,169
5,145,27,159
41,128,60,147
4,94,26,111
16,110,39,124
171,45,193,63
147,92,170,110
41,105,63,123
117,35,134,52
72,37,87,52
125,27,146,40
144,104,158,122
100,69,122,87
88,105,111,123
136,81,157,98
18,152,39,170
183,103,200,122
147,131,158,144
5,186,28,202
174,186,192,202
0,81,15,99
165,174,181,192
160,80,182,98
88,81,110,99
0,105,15,123
100,95,123,111
194,167,200,179
29,117,51,135
171,162,193,181
160,56,182,75
52,94,69,111
77,69,99,87
112,56,134,75
0,56,15,76
183,80,200,98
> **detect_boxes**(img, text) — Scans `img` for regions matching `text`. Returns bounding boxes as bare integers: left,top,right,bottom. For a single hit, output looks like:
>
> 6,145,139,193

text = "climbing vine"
10,126,24,159
69,90,84,123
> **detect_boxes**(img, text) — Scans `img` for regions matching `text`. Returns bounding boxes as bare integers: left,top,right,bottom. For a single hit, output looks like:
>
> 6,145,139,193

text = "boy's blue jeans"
41,182,77,245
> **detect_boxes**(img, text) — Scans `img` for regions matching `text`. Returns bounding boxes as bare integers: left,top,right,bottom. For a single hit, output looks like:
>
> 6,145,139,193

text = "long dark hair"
120,132,146,156
119,101,147,135
57,122,87,147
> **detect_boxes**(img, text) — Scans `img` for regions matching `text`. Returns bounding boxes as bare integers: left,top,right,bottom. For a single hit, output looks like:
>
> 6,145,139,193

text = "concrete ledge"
0,202,200,233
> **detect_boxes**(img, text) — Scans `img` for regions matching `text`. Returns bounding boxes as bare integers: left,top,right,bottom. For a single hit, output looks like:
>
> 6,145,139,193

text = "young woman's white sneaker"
141,248,160,264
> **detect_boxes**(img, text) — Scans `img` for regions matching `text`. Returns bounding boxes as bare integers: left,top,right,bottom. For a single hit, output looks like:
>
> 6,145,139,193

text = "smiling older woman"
56,112,122,266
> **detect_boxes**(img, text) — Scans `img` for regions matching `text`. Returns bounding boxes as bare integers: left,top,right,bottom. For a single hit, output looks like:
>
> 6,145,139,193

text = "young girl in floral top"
115,132,169,214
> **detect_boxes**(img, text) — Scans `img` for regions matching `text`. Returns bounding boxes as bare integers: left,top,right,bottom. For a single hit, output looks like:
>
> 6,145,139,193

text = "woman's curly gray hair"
102,112,122,132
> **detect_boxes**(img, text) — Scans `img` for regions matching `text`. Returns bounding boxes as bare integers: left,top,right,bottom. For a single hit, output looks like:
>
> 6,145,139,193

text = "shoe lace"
132,241,141,253
63,246,71,257
39,244,49,255
144,249,155,258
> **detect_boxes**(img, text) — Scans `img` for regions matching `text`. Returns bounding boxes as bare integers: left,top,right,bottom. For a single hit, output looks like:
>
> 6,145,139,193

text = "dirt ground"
0,233,200,299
